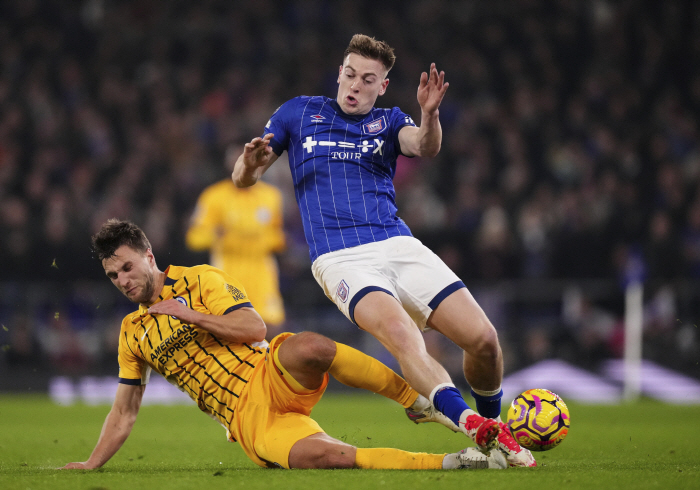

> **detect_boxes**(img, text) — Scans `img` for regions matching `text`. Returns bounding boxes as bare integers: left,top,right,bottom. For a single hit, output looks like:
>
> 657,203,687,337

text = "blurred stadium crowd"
1,0,699,385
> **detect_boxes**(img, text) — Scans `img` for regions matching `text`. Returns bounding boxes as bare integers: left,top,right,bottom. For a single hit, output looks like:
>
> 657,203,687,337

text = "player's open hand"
243,133,275,169
148,299,196,324
417,63,448,115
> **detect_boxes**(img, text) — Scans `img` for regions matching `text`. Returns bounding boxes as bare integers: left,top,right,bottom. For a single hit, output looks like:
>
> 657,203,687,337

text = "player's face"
337,53,390,115
103,245,158,305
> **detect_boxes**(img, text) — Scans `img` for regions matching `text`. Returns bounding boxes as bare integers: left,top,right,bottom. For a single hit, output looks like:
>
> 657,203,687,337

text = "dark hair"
91,219,151,261
343,34,396,72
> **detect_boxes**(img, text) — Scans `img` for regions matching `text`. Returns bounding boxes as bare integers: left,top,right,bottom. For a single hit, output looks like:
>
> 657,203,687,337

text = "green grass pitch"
0,393,697,490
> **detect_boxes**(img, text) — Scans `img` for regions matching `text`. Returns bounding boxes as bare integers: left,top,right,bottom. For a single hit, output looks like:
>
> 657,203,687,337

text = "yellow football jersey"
186,180,285,325
117,264,266,429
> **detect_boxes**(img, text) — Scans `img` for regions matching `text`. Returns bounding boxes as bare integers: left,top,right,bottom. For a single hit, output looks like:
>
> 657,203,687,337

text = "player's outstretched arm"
148,299,266,344
61,383,145,470
232,133,280,188
398,63,449,158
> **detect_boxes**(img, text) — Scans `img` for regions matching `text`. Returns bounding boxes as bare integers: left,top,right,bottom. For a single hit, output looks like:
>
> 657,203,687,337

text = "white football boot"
405,394,459,432
443,447,508,470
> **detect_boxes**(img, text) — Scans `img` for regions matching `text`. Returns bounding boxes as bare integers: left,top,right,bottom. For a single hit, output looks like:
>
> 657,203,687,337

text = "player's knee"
289,332,337,370
471,323,501,361
373,318,429,359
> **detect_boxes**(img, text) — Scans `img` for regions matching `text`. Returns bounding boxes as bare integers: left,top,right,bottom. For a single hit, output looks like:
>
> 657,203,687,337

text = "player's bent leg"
427,288,504,418
427,288,503,390
276,332,458,431
278,330,420,408
426,290,536,467
354,292,498,448
329,341,418,408
276,331,337,390
353,291,452,397
328,342,460,432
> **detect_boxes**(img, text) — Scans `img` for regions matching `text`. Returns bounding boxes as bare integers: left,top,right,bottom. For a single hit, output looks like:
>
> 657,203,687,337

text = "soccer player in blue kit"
233,34,535,467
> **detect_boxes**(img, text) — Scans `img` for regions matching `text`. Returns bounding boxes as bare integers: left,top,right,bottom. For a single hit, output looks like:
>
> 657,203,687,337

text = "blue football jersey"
263,96,416,262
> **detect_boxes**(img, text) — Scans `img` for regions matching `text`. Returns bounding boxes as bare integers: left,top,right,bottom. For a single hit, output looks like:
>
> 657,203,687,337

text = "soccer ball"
505,388,570,451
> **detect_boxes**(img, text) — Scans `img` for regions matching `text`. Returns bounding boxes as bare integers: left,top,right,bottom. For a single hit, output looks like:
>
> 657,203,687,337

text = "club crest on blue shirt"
336,279,349,303
172,296,188,319
363,116,387,135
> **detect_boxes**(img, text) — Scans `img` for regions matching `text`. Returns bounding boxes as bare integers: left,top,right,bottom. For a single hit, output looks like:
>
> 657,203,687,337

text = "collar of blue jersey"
330,99,373,122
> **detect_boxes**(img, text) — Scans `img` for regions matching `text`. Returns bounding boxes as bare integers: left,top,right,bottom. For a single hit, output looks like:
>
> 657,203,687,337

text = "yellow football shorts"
229,332,328,468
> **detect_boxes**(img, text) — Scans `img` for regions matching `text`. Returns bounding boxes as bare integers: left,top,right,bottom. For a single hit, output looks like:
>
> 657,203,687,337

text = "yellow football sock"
355,448,445,469
329,342,418,408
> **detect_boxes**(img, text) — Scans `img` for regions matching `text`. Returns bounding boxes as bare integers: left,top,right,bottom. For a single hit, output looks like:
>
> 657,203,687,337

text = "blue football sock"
432,385,471,426
470,388,503,419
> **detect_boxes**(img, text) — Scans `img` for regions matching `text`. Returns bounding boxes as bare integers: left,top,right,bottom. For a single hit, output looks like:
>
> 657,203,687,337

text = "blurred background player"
187,145,286,338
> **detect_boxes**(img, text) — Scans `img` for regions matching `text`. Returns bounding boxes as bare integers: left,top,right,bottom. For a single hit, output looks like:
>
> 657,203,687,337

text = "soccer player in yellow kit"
186,146,286,331
60,219,506,470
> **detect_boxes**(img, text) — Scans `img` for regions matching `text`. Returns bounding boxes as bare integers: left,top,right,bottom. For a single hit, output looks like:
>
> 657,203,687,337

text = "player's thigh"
426,287,499,354
243,408,327,469
352,290,427,356
387,237,464,330
267,333,329,411
233,336,329,469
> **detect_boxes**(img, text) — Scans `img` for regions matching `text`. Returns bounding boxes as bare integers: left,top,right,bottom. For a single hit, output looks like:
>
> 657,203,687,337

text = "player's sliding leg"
427,288,536,467
353,292,501,450
278,330,456,431
288,433,506,469
328,340,417,407
275,332,505,469
329,341,458,432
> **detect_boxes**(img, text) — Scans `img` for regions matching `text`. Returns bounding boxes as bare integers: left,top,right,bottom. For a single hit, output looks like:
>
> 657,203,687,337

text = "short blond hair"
343,34,396,73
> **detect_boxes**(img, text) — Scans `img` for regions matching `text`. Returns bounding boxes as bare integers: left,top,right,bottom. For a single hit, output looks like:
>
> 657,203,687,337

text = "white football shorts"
311,236,465,331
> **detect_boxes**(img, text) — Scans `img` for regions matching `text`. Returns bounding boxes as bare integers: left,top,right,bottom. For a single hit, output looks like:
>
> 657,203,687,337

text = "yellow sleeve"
198,267,253,317
186,186,222,251
117,317,151,385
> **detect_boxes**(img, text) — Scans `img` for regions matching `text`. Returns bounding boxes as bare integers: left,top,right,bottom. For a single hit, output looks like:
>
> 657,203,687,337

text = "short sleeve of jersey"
388,107,417,157
199,268,253,316
117,318,151,385
262,98,300,156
